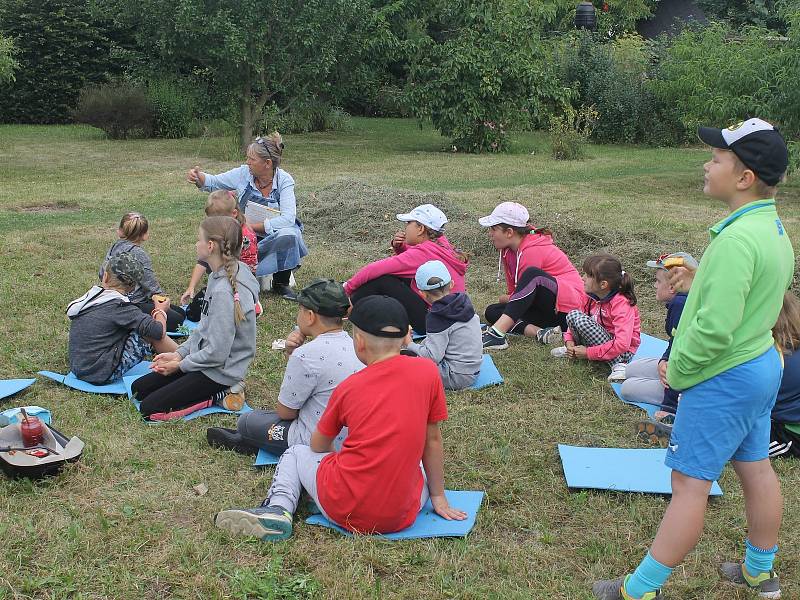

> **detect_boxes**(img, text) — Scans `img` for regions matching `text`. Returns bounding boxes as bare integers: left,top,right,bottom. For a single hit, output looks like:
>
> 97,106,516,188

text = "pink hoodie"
501,234,584,313
563,292,641,362
344,236,468,300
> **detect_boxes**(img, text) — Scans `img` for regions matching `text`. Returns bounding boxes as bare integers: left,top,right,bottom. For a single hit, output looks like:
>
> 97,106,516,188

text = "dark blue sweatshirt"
660,293,687,413
773,349,800,424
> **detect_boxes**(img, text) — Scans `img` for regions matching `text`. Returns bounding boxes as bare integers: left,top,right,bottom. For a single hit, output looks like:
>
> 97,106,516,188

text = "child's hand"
390,230,406,252
151,352,181,375
430,494,467,521
658,359,669,387
180,288,194,305
667,265,695,293
153,295,171,312
498,294,511,304
284,328,306,357
568,345,587,359
187,166,205,187
565,340,575,349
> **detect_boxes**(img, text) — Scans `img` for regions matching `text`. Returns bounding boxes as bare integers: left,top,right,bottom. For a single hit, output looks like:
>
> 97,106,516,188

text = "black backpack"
185,287,206,322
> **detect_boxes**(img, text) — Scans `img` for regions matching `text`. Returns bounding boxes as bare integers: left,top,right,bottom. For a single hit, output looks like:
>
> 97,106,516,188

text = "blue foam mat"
253,448,281,466
470,354,503,390
610,333,669,417
168,318,199,338
123,372,253,422
1,405,51,425
306,490,484,539
38,361,152,395
558,444,723,496
0,378,36,401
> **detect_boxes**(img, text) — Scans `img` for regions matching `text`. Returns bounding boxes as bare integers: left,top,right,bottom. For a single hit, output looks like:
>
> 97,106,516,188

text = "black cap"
697,118,788,186
296,279,351,317
349,295,409,338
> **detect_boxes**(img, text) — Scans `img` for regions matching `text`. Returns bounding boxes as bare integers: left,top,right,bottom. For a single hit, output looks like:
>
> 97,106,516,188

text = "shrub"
0,33,18,83
649,22,800,139
73,83,153,139
549,104,598,160
147,79,195,138
0,0,117,124
261,101,353,134
555,31,683,146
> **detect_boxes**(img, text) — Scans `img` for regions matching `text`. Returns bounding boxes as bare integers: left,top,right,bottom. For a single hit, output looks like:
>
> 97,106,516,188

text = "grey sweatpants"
265,445,431,523
619,358,664,405
441,363,478,391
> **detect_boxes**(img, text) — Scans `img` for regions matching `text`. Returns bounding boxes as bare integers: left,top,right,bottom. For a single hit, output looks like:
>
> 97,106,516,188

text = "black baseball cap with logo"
349,295,409,338
698,118,788,186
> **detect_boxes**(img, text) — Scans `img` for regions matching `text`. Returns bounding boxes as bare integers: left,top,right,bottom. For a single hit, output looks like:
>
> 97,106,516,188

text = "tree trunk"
240,97,254,154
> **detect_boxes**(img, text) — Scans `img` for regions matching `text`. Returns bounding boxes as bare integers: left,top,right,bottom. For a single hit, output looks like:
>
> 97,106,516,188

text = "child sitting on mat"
68,252,178,385
552,253,640,383
343,204,468,335
206,278,363,455
622,252,696,441
405,260,482,390
214,295,467,541
131,216,259,419
181,190,258,305
100,212,185,331
478,202,584,351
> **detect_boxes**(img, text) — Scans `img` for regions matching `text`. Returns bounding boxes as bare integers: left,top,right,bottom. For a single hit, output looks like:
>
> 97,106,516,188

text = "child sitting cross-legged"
68,252,179,385
206,278,363,455
214,295,467,540
622,252,697,442
551,253,641,383
404,260,482,391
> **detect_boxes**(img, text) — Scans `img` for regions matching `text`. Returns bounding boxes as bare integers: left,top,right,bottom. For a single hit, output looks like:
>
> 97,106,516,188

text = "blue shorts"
665,347,782,481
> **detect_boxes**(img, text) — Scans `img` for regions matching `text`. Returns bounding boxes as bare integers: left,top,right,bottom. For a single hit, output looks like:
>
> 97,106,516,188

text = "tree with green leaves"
0,0,115,123
99,0,367,149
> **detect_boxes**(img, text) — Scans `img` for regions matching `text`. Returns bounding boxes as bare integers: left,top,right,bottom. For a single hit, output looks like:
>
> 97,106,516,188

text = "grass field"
0,118,798,599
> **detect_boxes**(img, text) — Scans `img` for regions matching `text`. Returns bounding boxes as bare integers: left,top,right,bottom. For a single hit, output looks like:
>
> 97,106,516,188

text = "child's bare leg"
147,335,178,354
523,324,542,337
649,471,712,566
732,459,782,550
492,314,515,334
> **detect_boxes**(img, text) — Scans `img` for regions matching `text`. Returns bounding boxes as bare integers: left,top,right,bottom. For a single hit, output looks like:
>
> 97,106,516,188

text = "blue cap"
415,260,452,291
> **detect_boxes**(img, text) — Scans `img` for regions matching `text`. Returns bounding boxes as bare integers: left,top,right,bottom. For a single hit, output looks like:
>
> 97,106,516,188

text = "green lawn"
0,118,798,599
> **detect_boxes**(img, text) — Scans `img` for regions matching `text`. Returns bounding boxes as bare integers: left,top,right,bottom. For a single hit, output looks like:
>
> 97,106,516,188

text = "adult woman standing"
187,132,306,300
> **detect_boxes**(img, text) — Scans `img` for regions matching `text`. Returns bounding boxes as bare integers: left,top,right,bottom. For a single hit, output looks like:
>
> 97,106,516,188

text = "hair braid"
200,216,246,324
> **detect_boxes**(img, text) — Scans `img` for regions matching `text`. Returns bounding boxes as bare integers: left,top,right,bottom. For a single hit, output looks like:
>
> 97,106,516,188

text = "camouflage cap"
296,278,351,317
105,252,144,287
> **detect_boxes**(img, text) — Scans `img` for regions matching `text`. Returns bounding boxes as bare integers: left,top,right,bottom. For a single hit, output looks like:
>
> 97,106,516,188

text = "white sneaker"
259,275,273,293
550,346,568,358
607,363,627,382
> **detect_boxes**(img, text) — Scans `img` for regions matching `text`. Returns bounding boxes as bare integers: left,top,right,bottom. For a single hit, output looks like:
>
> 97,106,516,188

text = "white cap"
396,204,448,232
478,202,529,228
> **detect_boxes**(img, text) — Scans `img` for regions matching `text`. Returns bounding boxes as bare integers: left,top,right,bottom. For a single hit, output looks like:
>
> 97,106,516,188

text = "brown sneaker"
222,382,245,411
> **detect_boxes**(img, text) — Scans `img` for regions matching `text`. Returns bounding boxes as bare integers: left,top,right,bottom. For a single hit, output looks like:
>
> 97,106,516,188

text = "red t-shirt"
315,355,448,533
240,224,258,272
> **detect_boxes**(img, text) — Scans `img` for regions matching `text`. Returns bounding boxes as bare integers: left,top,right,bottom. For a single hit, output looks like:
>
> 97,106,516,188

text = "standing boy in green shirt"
594,118,794,599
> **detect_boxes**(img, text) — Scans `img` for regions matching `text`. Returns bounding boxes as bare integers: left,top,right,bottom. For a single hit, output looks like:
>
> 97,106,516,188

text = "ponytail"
423,224,469,265
119,212,149,242
583,253,637,306
774,291,800,353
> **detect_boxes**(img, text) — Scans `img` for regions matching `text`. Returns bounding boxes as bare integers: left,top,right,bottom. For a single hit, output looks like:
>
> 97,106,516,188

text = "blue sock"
744,539,778,577
625,552,673,598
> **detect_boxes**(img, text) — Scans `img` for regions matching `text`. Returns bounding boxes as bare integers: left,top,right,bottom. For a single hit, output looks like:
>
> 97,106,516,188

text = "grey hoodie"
176,262,258,386
67,285,164,384
406,292,482,390
100,240,164,304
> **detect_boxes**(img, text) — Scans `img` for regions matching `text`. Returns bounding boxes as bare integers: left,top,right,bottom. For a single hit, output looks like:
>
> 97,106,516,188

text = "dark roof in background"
637,0,708,38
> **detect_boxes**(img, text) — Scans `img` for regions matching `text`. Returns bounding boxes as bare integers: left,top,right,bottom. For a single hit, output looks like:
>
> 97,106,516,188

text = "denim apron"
239,171,308,277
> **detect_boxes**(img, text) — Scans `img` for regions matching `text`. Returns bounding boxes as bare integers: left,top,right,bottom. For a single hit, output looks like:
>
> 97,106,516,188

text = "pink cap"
478,202,529,228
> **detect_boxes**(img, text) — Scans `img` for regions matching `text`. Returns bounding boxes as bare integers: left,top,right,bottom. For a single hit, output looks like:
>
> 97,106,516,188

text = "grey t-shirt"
278,330,364,446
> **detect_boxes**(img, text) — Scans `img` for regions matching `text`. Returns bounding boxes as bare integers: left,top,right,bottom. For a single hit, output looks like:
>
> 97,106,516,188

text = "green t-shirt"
667,199,795,390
